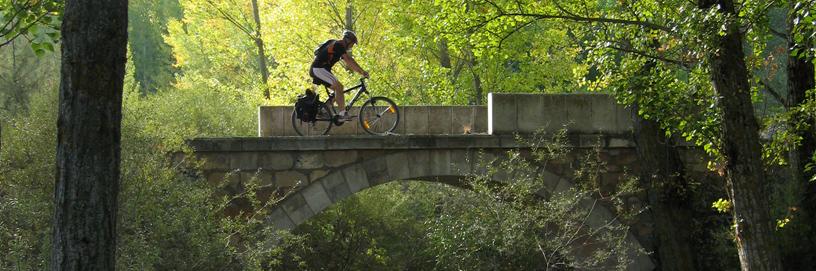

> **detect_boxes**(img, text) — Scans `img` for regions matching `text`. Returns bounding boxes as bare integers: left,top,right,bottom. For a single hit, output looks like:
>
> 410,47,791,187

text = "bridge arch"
263,150,653,270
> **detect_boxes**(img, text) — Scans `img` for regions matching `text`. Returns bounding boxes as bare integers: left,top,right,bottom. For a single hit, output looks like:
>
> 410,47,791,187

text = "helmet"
342,30,358,44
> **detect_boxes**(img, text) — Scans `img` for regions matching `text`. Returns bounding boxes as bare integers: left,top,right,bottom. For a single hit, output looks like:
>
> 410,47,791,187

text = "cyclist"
309,30,369,122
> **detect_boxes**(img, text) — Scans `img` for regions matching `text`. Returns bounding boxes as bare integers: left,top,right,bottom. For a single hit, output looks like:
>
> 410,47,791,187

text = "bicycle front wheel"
292,103,333,136
359,97,399,135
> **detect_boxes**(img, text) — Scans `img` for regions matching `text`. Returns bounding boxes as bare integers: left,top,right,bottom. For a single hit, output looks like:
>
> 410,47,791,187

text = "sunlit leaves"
0,0,62,52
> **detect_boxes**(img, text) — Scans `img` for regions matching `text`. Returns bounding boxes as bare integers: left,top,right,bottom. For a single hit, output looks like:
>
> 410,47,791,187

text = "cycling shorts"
310,67,338,87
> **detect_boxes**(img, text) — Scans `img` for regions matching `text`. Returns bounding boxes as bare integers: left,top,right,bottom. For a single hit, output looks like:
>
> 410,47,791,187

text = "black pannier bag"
295,89,320,122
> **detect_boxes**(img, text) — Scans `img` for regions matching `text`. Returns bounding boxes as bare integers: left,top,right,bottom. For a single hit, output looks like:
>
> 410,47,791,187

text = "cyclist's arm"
341,53,369,78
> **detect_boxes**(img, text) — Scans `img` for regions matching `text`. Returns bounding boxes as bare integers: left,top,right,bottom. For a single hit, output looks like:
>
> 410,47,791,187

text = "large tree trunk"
698,0,783,269
633,108,698,271
50,0,127,269
250,0,270,99
786,5,816,267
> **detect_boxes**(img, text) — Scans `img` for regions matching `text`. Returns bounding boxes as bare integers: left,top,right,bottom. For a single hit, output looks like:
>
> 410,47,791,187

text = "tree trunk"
345,1,354,31
633,110,698,271
785,6,816,266
50,0,127,269
438,38,452,68
250,0,270,99
463,47,482,105
698,0,783,269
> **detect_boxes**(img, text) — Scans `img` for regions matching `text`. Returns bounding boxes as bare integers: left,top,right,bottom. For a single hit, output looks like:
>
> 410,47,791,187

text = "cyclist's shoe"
336,111,354,122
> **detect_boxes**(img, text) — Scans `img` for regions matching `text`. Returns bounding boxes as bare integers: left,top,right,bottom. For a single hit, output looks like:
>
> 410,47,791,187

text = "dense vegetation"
1,0,814,270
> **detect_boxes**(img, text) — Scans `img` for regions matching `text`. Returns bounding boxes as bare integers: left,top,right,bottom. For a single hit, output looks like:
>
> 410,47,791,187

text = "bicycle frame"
324,78,369,113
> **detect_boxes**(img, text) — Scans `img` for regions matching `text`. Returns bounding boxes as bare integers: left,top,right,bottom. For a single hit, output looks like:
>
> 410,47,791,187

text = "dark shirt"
311,40,347,70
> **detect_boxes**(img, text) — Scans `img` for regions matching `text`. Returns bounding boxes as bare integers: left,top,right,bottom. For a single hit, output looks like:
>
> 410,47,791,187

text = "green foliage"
128,0,182,93
0,79,58,270
712,198,732,213
0,57,264,269
0,41,59,116
0,0,62,53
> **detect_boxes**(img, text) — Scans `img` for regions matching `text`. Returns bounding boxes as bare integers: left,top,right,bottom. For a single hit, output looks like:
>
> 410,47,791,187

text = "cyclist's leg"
331,81,345,113
311,68,343,110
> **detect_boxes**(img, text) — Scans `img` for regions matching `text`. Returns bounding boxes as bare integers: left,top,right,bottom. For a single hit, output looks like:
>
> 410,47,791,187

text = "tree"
50,0,127,269
128,0,181,94
430,0,788,269
695,1,782,269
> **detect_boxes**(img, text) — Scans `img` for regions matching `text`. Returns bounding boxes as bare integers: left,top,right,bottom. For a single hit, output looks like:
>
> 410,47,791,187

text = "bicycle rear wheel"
292,103,333,136
359,96,399,135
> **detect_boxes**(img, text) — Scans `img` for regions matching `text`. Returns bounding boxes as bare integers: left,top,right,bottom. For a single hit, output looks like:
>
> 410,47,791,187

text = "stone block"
342,165,370,193
257,171,275,186
539,169,562,191
428,107,452,134
323,150,359,167
471,151,499,176
589,95,618,133
221,173,244,196
294,152,325,169
206,171,229,187
564,95,593,133
309,170,328,181
517,94,545,132
404,106,429,135
473,106,488,134
615,102,635,133
230,152,258,170
275,171,307,188
258,107,270,137
540,94,570,131
408,150,431,178
488,93,518,135
450,107,475,135
330,112,358,135
320,172,351,202
282,109,297,136
301,182,332,214
259,106,287,137
385,152,411,180
552,178,573,195
581,198,615,229
429,150,452,176
201,154,230,170
239,172,259,184
267,207,295,230
579,134,605,147
449,149,472,175
363,157,390,185
258,153,294,170
394,105,407,135
608,138,634,148
280,193,314,225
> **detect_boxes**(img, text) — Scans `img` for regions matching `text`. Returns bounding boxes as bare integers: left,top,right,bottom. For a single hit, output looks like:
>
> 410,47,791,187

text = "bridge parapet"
258,93,634,136
488,93,634,135
258,106,486,136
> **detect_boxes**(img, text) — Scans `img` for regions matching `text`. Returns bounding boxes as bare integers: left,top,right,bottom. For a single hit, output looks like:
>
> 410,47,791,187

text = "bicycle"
292,78,400,136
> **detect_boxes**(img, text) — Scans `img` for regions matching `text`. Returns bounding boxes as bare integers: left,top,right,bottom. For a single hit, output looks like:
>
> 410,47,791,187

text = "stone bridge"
189,93,712,270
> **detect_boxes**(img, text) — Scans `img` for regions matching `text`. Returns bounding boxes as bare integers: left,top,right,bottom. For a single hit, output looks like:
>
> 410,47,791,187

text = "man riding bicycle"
309,30,369,122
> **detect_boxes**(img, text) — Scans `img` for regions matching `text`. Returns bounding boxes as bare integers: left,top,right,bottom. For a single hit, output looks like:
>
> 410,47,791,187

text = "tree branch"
607,43,692,68
501,13,673,33
0,12,52,48
759,78,788,107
